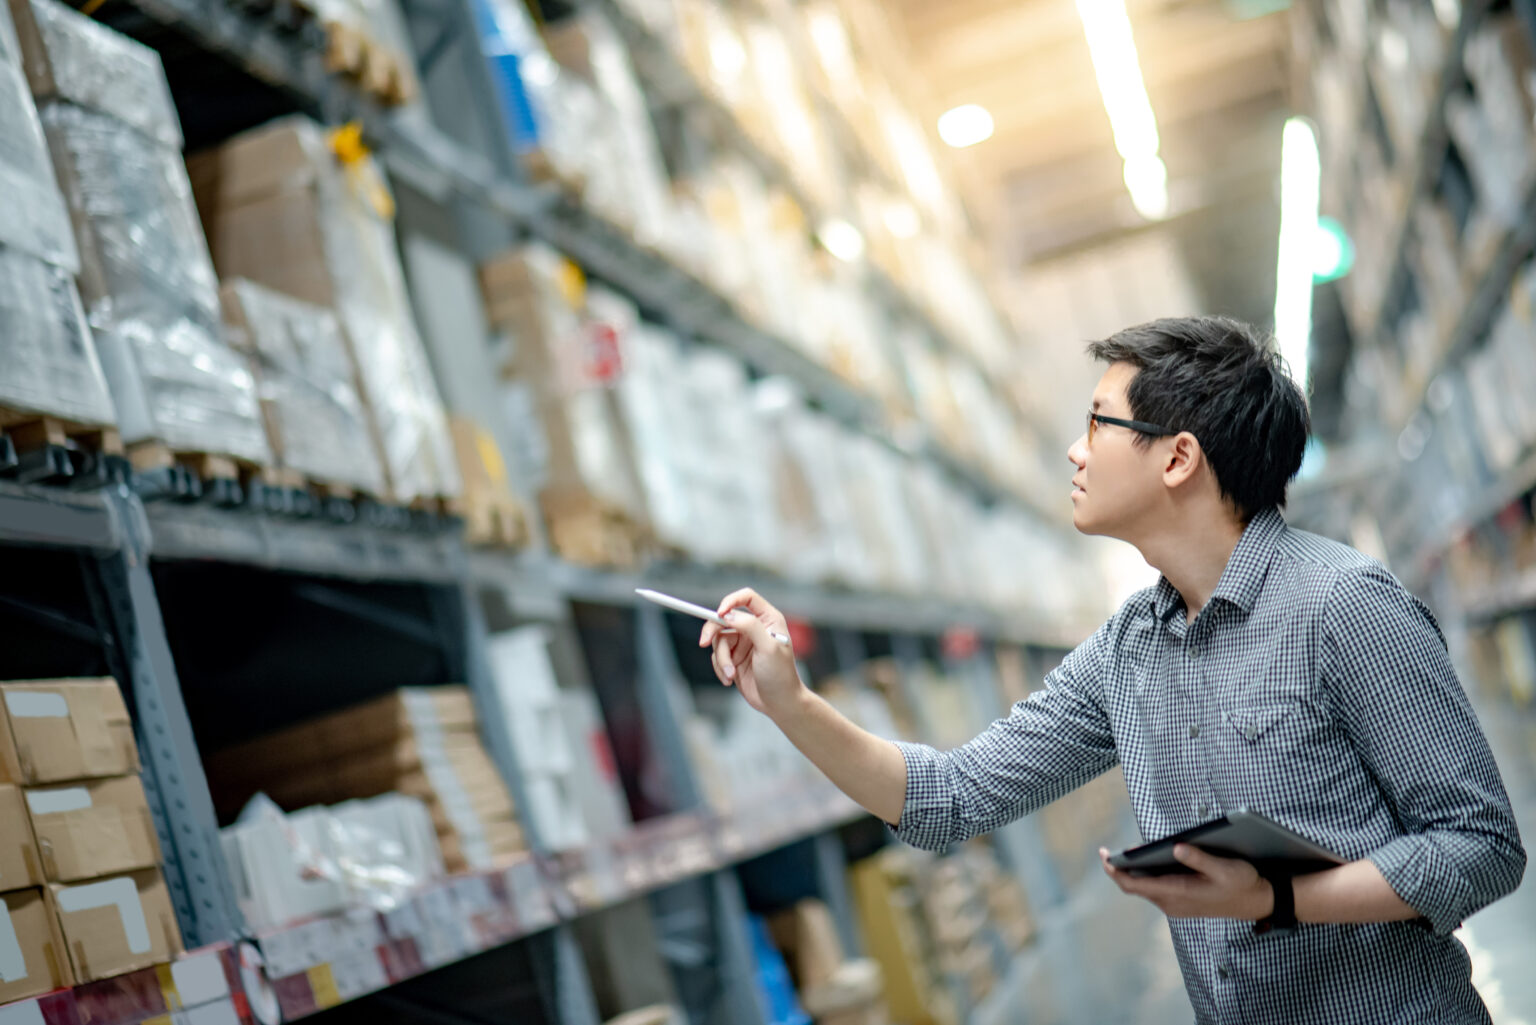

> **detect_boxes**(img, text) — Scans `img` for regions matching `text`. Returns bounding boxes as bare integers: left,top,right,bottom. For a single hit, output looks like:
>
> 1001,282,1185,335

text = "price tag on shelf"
328,950,389,1002
584,841,623,905
504,858,555,931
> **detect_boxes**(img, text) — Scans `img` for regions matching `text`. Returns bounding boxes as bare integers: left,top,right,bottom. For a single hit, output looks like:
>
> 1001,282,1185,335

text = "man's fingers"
1171,844,1220,876
714,638,735,682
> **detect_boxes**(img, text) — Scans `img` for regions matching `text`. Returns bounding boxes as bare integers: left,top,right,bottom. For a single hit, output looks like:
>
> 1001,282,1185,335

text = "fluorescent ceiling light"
818,219,866,262
938,104,994,148
1274,117,1320,391
1075,0,1167,220
1123,154,1169,220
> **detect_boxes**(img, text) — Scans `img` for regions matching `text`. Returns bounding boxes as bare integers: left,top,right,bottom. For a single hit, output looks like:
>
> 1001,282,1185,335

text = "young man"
700,316,1526,1024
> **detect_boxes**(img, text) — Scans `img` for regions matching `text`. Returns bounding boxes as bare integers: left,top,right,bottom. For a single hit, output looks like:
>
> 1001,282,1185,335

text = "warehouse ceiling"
891,0,1293,330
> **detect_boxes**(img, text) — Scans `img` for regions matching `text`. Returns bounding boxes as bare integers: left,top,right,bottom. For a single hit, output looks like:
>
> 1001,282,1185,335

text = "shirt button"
1190,646,1201,659
1217,963,1231,979
1188,724,1200,738
1198,802,1210,818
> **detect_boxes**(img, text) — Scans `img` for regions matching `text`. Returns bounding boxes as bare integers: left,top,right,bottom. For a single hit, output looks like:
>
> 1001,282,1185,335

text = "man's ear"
1162,431,1203,487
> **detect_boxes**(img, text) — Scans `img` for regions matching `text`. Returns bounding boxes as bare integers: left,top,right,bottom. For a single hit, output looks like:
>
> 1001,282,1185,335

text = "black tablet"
1108,808,1346,877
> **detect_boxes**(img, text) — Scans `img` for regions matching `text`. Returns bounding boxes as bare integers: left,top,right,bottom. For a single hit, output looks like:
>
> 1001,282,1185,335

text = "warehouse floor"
971,694,1536,1025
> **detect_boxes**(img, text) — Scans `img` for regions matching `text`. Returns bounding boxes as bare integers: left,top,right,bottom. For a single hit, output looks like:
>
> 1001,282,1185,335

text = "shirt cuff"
1368,835,1477,936
889,740,954,851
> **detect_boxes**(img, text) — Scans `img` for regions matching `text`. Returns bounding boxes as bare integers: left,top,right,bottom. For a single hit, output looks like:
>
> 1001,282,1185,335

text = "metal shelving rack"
0,1,1090,1023
1299,2,1536,597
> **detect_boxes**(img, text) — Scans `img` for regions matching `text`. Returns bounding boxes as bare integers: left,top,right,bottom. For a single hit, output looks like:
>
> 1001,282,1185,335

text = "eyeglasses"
1086,411,1175,445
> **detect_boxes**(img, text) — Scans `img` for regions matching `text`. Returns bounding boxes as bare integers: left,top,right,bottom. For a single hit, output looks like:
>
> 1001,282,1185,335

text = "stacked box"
205,687,525,873
219,279,387,495
221,792,443,931
849,851,954,1025
479,247,650,562
15,0,266,461
0,679,183,984
768,901,889,1025
484,628,588,851
0,6,115,428
188,115,459,501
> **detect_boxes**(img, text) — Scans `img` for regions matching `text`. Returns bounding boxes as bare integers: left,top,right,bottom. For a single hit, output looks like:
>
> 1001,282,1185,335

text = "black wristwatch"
1254,872,1297,935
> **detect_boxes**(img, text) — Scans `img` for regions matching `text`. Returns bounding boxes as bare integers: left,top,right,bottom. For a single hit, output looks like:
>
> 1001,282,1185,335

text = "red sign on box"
583,322,624,384
941,627,981,660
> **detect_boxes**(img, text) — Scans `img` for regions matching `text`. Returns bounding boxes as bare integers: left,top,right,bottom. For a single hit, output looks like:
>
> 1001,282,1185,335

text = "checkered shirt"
893,507,1526,1024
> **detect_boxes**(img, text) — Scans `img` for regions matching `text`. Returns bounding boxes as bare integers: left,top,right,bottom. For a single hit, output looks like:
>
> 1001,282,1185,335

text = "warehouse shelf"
231,785,864,1022
591,0,1020,406
1462,566,1536,623
1357,0,1488,348
98,0,384,128
478,550,1082,649
1413,448,1536,585
97,0,1039,512
0,944,253,1025
0,479,120,551
1395,180,1536,431
143,501,466,584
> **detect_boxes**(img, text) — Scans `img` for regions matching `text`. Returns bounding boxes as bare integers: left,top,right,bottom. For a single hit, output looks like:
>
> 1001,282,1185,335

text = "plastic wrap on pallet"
15,0,182,147
42,104,268,461
323,148,461,501
0,244,115,425
0,0,20,69
0,59,75,269
189,116,459,501
221,280,387,495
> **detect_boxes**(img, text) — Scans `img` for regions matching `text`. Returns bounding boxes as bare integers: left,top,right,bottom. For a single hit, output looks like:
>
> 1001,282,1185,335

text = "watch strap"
1254,870,1297,935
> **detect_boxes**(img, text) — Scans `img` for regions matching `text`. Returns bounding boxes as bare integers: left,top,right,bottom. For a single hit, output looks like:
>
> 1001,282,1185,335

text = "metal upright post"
87,487,244,948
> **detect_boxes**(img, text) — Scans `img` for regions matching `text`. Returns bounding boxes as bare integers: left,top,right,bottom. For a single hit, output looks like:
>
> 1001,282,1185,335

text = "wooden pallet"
0,410,122,457
321,19,419,106
0,409,124,484
542,493,649,569
462,494,527,549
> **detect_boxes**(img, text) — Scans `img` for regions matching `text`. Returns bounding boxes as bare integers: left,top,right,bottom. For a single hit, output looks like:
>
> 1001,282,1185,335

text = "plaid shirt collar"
1151,505,1288,623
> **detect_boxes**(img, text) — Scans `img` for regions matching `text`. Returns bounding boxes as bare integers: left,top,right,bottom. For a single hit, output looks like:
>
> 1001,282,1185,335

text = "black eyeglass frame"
1087,411,1176,441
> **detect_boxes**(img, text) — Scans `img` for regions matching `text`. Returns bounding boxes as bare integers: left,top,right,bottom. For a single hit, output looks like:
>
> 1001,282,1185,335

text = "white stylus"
635,588,791,645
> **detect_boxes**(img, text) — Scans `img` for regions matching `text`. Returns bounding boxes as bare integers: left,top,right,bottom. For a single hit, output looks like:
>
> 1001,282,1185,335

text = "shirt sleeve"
891,619,1120,851
1319,567,1527,935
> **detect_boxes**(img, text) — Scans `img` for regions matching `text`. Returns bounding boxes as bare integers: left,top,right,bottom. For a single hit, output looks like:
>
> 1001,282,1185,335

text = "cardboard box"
768,899,846,991
0,887,72,1002
49,868,182,982
26,775,160,882
0,680,138,785
0,784,42,890
6,0,181,147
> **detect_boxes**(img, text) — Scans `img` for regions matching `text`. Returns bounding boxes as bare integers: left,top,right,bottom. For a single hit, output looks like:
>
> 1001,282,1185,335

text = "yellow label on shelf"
307,963,343,1009
155,962,180,1009
475,429,510,489
555,258,587,309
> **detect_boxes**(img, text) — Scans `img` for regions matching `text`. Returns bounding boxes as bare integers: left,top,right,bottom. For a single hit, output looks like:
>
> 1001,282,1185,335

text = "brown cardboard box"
26,775,161,882
205,687,478,789
768,899,846,991
0,784,42,890
0,887,73,1002
49,868,182,982
0,680,138,785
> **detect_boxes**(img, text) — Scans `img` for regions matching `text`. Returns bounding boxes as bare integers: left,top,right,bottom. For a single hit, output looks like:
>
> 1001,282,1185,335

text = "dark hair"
1086,316,1310,520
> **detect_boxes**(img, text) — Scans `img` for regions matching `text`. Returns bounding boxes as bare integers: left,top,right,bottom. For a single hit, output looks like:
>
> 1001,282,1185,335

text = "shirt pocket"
1224,702,1299,744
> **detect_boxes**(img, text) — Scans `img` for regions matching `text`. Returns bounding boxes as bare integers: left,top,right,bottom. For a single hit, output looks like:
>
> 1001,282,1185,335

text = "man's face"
1067,363,1168,539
